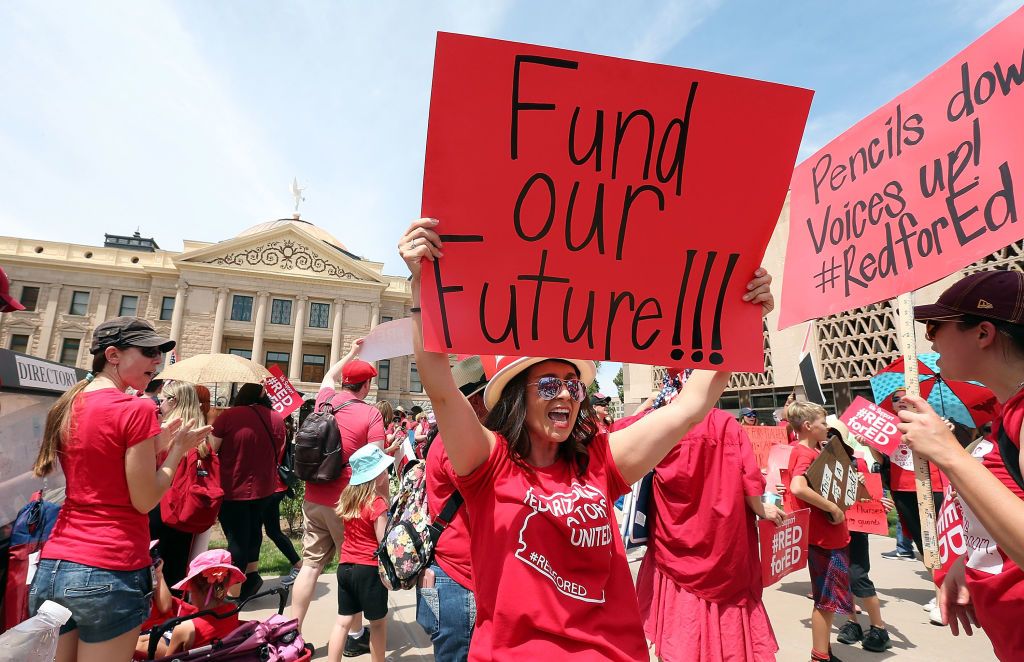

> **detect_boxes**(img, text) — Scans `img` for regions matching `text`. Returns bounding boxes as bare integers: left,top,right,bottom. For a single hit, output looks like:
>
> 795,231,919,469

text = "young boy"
786,402,852,662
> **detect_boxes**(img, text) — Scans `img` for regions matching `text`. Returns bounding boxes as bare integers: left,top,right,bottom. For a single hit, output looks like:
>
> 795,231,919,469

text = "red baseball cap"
342,359,378,385
0,267,25,313
914,270,1024,325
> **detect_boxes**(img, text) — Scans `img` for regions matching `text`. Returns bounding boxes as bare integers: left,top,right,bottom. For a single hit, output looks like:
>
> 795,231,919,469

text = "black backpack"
293,396,354,483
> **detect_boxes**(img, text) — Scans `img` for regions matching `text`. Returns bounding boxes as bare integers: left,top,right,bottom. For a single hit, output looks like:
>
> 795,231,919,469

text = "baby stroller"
144,586,314,661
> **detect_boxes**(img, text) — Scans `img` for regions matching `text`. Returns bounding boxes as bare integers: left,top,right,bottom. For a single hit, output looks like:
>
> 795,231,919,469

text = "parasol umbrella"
870,353,998,428
156,353,272,385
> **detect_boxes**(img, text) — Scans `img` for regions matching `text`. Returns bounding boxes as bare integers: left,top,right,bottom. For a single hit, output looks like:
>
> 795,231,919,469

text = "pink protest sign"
758,508,811,586
840,396,901,456
264,365,302,418
742,425,789,471
935,482,966,585
779,8,1024,328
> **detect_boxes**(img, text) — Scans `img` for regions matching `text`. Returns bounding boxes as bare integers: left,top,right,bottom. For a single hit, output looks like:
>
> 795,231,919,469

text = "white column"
289,296,307,381
370,302,380,329
251,291,270,365
93,288,112,323
211,288,230,353
169,280,188,344
38,284,63,361
329,298,345,365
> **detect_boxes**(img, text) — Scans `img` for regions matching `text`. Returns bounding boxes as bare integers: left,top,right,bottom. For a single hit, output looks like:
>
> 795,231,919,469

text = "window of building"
302,354,326,382
308,302,330,328
230,295,253,322
69,291,90,316
119,295,139,317
377,359,391,390
59,338,80,366
381,315,393,324
717,393,740,412
266,351,290,376
19,286,40,311
160,296,175,321
270,299,292,325
410,361,422,392
228,348,252,360
9,334,29,354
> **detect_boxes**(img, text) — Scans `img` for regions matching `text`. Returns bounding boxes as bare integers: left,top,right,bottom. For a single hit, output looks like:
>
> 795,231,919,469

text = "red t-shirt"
787,442,850,550
140,597,198,633
961,390,1024,660
456,432,646,661
426,437,473,591
889,447,944,493
649,409,766,605
42,388,161,570
192,603,241,646
211,405,285,501
339,496,388,566
304,389,386,507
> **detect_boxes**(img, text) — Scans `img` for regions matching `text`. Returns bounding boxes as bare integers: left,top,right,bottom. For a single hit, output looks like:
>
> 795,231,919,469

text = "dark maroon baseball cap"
914,270,1024,325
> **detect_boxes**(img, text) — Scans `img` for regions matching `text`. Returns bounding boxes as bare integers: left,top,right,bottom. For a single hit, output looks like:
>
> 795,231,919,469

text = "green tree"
588,361,602,395
613,366,624,401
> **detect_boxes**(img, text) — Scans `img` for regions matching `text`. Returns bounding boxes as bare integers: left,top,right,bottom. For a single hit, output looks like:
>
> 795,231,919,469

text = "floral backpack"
375,459,463,590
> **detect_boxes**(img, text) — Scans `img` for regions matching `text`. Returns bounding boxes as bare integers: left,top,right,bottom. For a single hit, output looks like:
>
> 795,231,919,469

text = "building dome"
236,216,347,251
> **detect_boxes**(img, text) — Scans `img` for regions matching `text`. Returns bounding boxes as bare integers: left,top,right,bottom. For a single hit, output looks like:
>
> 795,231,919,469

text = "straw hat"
482,356,597,410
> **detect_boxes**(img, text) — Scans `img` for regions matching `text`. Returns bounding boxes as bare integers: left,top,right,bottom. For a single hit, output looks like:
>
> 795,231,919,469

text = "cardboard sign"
742,425,789,471
421,33,813,370
758,508,811,586
779,8,1024,328
840,396,901,456
264,365,302,417
846,459,889,535
803,440,870,512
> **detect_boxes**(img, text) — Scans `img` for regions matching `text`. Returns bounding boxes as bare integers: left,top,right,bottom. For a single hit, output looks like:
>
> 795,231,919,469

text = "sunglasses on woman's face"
136,346,163,358
527,377,586,402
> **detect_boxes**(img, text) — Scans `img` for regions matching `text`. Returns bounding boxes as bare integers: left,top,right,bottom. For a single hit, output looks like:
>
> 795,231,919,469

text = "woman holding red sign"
897,270,1024,661
397,218,775,661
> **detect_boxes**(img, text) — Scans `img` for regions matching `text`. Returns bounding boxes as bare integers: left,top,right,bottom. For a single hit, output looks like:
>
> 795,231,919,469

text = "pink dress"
633,408,778,661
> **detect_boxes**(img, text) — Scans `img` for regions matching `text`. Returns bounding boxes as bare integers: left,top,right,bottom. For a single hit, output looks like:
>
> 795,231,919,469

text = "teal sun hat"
349,444,393,486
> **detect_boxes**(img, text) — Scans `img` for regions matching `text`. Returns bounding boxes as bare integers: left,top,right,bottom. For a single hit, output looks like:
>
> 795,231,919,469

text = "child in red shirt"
787,402,852,662
327,444,392,662
158,550,245,656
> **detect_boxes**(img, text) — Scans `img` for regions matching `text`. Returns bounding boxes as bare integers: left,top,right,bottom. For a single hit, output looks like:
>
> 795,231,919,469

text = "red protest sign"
421,33,813,370
758,508,811,586
935,483,966,585
264,365,302,418
846,458,889,535
839,396,901,456
779,8,1024,328
742,425,788,471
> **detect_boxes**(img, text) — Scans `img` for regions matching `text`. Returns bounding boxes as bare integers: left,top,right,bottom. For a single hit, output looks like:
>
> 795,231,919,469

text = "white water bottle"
0,600,73,662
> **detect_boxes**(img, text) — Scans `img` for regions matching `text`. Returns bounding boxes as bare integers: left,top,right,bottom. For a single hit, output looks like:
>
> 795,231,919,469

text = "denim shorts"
29,558,152,643
416,564,476,661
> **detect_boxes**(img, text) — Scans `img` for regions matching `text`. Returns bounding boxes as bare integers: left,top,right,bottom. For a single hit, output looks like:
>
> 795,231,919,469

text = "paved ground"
245,539,998,661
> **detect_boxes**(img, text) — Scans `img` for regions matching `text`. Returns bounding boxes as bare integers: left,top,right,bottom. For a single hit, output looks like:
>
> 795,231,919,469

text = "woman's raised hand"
398,218,444,279
742,268,774,317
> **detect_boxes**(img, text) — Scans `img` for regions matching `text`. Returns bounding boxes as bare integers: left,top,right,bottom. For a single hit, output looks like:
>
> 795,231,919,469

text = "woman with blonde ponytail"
151,380,211,587
29,317,210,662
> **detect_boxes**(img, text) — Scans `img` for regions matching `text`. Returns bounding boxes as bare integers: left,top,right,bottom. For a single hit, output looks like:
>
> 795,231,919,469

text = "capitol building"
2,201,1021,416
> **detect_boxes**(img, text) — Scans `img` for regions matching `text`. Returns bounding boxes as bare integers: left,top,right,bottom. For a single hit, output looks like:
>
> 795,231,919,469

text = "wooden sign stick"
896,292,939,569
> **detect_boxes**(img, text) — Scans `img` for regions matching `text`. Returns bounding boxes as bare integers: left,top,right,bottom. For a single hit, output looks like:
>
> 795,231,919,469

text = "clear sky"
1,0,1018,394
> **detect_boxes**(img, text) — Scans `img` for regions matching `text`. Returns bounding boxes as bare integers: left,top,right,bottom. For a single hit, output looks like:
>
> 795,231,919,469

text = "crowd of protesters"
11,243,1024,662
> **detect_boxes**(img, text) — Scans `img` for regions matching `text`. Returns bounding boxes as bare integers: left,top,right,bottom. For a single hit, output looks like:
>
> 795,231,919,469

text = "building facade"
0,216,427,407
621,195,1024,419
